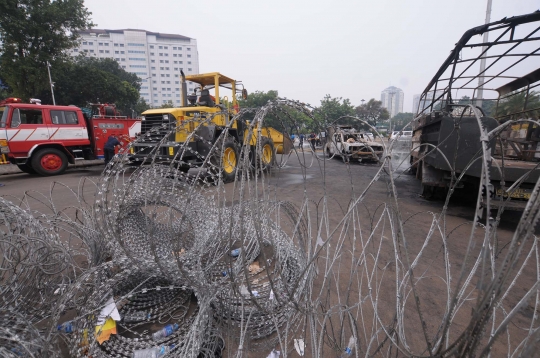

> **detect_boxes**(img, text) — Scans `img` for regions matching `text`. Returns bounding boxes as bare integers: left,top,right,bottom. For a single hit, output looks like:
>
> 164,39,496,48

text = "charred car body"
326,125,383,163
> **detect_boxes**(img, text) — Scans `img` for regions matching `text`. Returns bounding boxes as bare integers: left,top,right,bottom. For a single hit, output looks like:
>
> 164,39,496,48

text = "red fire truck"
0,98,140,176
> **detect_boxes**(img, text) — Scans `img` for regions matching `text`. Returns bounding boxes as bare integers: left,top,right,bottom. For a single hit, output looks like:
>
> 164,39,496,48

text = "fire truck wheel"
32,148,68,176
16,164,36,174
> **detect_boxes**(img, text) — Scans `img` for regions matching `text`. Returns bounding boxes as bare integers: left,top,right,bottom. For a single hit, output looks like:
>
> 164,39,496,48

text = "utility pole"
476,0,492,108
47,61,56,105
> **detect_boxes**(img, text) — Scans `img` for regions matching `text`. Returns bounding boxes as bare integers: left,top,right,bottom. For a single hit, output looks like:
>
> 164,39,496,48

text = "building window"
176,94,180,97
165,60,169,63
160,67,164,70
114,43,118,47
179,61,183,64
174,68,178,71
129,58,146,61
178,54,182,57
164,46,168,49
99,50,104,53
187,54,191,58
161,81,165,84
82,41,87,45
153,87,157,91
152,74,156,77
128,43,145,46
153,80,156,83
159,53,163,56
173,47,177,50
173,61,177,64
173,54,177,57
134,72,147,75
151,67,156,70
151,60,155,63
161,74,165,77
187,61,191,64
154,100,158,103
98,42,103,46
121,58,126,61
73,49,78,52
120,44,124,47
150,52,155,56
122,66,126,68
128,50,146,54
88,42,93,45
164,53,169,57
150,45,154,49
165,67,169,70
167,81,171,84
104,43,109,46
188,68,192,71
187,48,191,51
167,87,171,91
159,46,163,49
115,58,120,61
115,51,119,54
160,60,164,63
105,50,110,53
90,49,94,53
166,74,170,77
178,47,182,50
83,49,88,52
130,65,147,68
120,51,125,54
175,81,179,84
141,86,148,89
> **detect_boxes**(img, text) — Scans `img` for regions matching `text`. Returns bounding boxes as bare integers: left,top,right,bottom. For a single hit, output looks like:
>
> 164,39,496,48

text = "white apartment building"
380,86,404,118
70,29,199,107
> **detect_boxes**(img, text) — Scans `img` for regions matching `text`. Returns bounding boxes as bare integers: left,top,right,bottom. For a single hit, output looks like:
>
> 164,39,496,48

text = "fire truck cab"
0,98,140,176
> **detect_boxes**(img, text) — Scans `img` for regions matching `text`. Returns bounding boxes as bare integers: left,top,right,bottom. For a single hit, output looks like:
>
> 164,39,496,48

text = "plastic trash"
294,338,305,356
57,321,74,333
152,324,179,341
132,345,174,358
344,336,355,355
230,248,241,257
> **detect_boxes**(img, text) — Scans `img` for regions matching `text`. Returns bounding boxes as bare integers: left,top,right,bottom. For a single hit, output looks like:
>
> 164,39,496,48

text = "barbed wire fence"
0,99,539,357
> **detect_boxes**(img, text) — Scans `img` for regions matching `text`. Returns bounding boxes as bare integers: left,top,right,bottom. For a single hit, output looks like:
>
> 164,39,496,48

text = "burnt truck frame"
410,11,540,211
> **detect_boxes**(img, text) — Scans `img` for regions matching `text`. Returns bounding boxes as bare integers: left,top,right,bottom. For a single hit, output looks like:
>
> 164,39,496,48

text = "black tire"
210,137,239,183
17,163,36,174
31,148,68,176
252,136,275,172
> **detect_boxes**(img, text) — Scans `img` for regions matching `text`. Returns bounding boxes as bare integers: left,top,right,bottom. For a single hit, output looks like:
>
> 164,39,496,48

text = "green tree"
0,0,94,100
38,57,140,114
390,112,414,131
159,100,174,108
355,98,390,128
314,95,355,129
496,90,539,120
134,98,151,116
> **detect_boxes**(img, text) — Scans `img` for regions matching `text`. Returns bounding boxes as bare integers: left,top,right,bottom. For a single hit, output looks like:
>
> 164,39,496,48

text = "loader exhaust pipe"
180,69,188,107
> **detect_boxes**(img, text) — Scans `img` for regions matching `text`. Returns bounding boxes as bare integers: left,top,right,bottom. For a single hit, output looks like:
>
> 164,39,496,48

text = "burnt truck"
410,11,540,211
326,125,383,163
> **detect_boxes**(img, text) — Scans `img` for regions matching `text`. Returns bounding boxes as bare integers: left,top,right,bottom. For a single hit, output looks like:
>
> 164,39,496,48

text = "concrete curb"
0,160,105,175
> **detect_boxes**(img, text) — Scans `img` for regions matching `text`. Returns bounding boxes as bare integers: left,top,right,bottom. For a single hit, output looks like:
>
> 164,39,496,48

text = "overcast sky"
84,0,538,112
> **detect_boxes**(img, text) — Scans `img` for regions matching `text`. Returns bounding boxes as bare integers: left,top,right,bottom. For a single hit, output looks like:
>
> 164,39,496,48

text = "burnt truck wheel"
210,138,239,183
31,148,68,176
252,136,275,172
17,163,36,174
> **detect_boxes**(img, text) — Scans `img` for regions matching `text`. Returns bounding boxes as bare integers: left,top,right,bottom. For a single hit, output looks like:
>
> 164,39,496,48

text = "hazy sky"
83,0,539,112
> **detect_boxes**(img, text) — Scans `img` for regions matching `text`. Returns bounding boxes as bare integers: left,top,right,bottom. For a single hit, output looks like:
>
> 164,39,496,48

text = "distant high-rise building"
70,29,199,107
412,90,444,115
380,86,404,118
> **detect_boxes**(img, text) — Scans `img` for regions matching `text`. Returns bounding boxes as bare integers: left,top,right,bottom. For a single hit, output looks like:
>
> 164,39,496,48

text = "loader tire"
210,137,239,183
252,136,275,172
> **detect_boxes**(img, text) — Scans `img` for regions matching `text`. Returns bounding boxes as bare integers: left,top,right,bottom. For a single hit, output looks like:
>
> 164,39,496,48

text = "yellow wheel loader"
132,72,292,182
